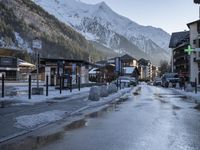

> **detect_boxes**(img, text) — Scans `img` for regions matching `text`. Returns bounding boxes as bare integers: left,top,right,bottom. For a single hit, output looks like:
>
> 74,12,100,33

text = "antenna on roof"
194,0,200,18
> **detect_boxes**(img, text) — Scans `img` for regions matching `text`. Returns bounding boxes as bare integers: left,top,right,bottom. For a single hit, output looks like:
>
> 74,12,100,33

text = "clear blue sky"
81,0,199,34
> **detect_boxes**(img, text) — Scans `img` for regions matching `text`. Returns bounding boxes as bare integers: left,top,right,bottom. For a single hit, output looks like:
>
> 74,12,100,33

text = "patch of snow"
173,89,200,103
80,31,99,41
123,67,135,74
33,0,170,54
15,110,66,129
0,86,91,105
14,32,32,52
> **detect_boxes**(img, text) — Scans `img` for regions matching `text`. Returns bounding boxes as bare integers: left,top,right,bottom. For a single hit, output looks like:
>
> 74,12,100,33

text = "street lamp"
194,0,200,4
194,0,200,18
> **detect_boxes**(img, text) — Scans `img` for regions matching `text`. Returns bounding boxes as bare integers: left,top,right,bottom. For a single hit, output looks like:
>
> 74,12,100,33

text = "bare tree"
159,60,170,76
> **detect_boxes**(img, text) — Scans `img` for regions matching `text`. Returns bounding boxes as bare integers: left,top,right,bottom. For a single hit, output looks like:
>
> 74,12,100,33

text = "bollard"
28,75,31,99
117,78,119,91
60,75,62,94
195,78,197,94
2,74,4,98
46,75,48,96
70,76,72,92
120,79,121,90
78,75,81,91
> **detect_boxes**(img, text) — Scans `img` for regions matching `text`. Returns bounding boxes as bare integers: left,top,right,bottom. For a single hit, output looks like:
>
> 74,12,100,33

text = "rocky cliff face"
0,0,102,61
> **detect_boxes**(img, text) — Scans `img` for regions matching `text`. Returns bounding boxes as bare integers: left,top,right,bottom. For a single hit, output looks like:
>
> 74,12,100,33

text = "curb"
0,87,133,144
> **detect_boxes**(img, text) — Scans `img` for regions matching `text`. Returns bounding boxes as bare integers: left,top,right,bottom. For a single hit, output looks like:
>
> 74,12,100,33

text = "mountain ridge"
33,0,171,65
0,0,104,62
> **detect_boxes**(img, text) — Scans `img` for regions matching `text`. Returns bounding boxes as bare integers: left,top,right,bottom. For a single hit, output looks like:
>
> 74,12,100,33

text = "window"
197,21,200,34
199,39,200,47
193,39,196,45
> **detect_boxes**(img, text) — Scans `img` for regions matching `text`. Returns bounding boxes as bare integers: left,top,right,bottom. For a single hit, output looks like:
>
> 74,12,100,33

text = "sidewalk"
0,86,91,107
0,86,133,143
173,88,200,103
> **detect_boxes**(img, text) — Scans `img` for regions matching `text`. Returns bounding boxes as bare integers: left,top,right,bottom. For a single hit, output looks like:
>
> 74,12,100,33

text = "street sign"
32,38,42,49
115,57,121,72
184,45,194,55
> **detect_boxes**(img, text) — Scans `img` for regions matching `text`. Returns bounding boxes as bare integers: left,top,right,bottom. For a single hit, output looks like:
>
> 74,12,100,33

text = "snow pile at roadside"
173,89,200,103
0,87,91,105
15,110,66,129
88,87,133,108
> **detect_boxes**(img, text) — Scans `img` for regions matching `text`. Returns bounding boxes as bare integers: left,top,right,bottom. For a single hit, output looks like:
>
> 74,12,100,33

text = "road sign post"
32,38,44,95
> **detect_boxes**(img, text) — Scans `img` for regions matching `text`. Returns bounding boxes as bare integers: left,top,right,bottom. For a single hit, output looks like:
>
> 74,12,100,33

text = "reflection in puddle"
154,94,164,98
194,104,200,111
172,105,181,110
0,131,64,150
64,119,87,131
0,97,127,150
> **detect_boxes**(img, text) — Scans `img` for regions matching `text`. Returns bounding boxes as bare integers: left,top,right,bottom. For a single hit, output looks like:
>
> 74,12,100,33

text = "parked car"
153,77,162,86
161,73,179,88
112,76,138,87
119,76,138,86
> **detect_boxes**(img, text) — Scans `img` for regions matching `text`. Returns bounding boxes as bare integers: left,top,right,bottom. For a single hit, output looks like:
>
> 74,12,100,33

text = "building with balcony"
169,31,190,81
138,58,153,81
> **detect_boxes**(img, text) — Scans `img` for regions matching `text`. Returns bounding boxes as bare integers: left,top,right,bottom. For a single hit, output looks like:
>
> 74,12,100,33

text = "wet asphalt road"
38,85,200,150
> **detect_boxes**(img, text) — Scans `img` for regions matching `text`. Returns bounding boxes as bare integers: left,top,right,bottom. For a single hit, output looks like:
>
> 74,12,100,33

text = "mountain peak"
97,1,106,6
33,0,171,65
96,1,110,11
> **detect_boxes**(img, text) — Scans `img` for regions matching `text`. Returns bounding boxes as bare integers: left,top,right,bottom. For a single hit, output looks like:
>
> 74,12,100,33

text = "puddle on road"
154,93,164,98
64,119,87,131
172,105,181,110
0,131,64,150
194,104,200,111
0,97,127,150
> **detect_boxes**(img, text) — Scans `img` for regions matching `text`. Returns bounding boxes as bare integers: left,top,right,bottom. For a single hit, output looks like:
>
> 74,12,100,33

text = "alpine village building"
169,31,190,82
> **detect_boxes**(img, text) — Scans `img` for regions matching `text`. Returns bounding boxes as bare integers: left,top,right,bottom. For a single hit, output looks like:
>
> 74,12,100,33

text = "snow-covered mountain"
33,0,171,65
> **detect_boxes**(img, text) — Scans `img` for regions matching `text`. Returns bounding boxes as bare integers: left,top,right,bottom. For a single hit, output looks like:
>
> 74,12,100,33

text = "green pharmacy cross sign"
184,45,194,55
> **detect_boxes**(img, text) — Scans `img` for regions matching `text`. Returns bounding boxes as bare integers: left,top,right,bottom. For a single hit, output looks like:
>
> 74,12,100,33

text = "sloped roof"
187,19,200,28
120,54,137,60
18,59,35,67
89,68,98,74
169,31,189,48
138,58,150,66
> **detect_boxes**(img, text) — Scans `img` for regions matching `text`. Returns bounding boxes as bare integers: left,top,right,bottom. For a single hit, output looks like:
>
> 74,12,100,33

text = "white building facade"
187,20,200,85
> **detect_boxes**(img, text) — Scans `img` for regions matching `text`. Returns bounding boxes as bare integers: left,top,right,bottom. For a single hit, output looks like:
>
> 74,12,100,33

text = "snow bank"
0,87,91,105
15,110,66,129
173,89,200,103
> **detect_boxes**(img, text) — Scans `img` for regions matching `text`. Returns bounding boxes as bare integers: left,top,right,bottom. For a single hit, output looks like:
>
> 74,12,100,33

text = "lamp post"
194,0,200,18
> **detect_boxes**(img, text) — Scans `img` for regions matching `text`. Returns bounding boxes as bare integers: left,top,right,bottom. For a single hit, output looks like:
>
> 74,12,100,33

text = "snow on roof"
123,67,135,74
19,61,35,67
169,31,189,48
89,68,98,74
